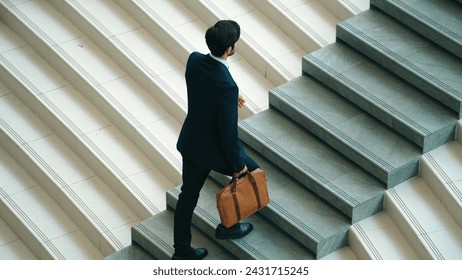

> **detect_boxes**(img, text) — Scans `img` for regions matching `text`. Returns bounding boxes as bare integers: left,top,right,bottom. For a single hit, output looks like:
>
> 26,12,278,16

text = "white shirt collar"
209,53,229,68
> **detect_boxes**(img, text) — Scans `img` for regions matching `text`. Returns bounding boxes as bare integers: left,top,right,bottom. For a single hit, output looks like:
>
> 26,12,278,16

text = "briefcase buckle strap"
231,171,261,221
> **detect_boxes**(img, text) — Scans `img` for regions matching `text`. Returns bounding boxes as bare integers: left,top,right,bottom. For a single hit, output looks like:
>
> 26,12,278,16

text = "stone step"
0,91,138,257
319,0,370,20
303,42,458,152
209,145,351,259
337,9,462,118
248,0,339,51
0,0,183,187
421,141,462,228
166,179,316,260
115,0,272,118
239,109,385,223
270,75,421,187
182,0,304,86
0,217,36,259
349,211,419,259
51,0,189,122
370,0,462,60
319,246,358,260
385,177,462,259
132,210,236,260
104,243,156,260
0,145,102,260
0,20,173,220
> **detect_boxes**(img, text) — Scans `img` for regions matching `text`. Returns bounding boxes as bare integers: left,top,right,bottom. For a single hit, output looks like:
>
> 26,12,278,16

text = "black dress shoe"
215,222,253,239
171,247,208,260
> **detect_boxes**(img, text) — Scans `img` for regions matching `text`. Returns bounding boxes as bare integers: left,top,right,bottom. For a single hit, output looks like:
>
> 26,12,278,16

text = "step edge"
269,86,421,186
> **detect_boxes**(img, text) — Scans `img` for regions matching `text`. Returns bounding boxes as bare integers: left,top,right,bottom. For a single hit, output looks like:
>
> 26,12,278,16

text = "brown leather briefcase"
216,168,269,228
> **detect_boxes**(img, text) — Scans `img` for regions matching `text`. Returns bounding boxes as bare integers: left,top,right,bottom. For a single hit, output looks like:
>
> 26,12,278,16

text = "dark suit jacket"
177,52,245,174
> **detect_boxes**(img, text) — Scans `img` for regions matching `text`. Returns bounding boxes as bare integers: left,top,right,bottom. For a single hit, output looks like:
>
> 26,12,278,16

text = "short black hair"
205,20,240,57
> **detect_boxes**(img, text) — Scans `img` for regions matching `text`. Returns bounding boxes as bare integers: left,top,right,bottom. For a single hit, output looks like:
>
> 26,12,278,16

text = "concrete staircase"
0,0,356,260
131,0,462,260
0,0,461,260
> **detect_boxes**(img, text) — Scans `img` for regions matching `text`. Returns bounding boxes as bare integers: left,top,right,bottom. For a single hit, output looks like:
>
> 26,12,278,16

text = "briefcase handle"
230,171,262,221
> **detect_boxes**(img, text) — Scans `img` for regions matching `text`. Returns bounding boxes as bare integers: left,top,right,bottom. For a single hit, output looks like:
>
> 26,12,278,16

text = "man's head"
205,20,240,58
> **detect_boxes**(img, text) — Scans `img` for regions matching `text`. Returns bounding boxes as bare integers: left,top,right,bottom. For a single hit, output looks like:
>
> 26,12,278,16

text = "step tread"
251,0,338,49
270,75,421,186
316,0,368,20
350,211,420,260
167,179,316,260
303,42,457,151
182,0,302,84
211,145,351,258
104,243,156,260
0,92,137,255
319,246,358,260
0,217,37,260
386,177,462,259
371,0,462,59
132,210,236,260
0,41,173,218
59,0,189,116
422,141,462,227
114,0,271,116
338,9,462,115
0,146,103,260
5,0,183,180
239,109,385,223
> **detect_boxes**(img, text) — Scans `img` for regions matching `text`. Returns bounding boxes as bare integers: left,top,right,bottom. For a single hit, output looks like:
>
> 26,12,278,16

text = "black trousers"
173,153,259,254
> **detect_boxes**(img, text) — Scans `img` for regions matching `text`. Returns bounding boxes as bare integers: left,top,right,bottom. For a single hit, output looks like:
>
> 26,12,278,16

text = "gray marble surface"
105,243,156,260
270,75,422,187
167,181,317,260
338,9,462,116
303,42,457,151
371,0,462,59
244,146,350,258
240,109,385,222
132,210,236,260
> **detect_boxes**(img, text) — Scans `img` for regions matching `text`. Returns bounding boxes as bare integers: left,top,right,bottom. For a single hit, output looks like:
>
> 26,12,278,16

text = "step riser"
166,189,260,260
385,190,435,260
248,0,326,52
371,0,462,60
114,0,192,65
166,179,317,259
348,212,421,260
269,87,420,187
302,47,457,153
50,0,188,123
131,221,174,260
320,0,360,20
0,2,182,186
0,200,53,259
0,125,118,257
239,126,351,219
0,63,156,219
238,115,385,224
336,11,462,118
112,0,261,119
209,161,350,259
131,210,237,260
181,0,291,86
421,148,462,228
384,175,462,260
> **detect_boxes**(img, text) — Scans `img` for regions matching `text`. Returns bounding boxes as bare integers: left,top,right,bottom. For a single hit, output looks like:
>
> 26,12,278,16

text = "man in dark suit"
172,20,259,260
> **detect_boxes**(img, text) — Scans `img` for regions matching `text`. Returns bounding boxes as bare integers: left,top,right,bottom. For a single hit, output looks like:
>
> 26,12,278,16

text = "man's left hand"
238,95,246,108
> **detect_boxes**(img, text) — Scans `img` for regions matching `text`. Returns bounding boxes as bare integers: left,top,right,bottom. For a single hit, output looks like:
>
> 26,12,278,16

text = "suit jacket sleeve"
216,81,245,173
